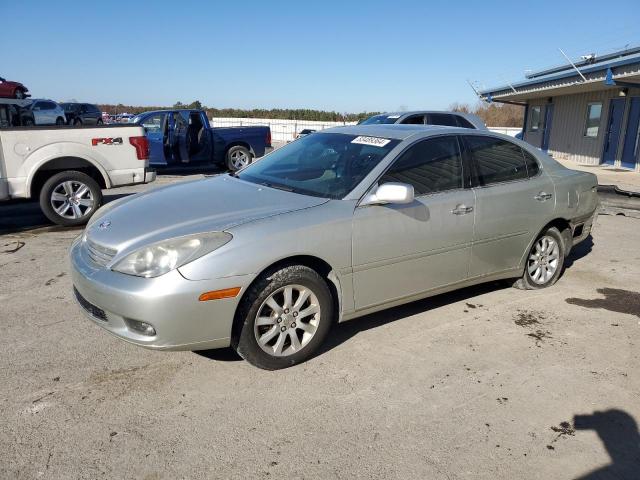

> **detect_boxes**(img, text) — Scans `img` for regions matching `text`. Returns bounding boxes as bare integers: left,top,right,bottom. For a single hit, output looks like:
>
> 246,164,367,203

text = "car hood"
85,175,328,255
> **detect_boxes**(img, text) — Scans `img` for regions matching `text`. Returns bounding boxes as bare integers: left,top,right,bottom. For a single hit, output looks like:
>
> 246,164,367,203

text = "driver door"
139,112,167,166
352,135,475,310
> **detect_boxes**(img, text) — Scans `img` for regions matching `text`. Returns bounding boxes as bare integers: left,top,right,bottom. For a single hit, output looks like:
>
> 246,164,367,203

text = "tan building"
479,47,640,172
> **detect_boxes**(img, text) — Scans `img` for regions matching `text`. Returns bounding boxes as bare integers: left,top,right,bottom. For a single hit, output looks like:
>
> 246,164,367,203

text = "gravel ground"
1,177,639,479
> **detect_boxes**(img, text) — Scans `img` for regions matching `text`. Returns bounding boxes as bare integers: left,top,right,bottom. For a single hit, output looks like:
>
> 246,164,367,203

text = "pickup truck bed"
0,120,155,226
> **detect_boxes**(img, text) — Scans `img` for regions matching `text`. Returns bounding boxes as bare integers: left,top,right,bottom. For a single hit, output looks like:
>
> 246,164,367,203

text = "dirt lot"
1,177,639,479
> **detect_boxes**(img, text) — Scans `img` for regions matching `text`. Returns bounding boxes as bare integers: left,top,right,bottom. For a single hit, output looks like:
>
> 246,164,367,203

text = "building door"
541,104,554,151
621,97,640,170
602,98,626,165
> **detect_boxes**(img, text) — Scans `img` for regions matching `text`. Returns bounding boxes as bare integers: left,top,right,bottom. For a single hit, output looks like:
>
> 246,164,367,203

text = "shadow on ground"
196,235,597,364
0,193,132,235
573,409,640,479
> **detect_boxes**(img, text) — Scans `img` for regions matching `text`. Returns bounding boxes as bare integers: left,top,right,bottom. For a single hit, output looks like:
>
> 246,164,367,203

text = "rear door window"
427,113,458,127
464,135,528,186
455,115,475,129
379,136,463,195
400,114,425,125
523,149,540,177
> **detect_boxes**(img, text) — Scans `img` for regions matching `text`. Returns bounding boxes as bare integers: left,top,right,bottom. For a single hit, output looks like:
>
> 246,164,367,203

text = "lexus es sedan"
71,125,598,369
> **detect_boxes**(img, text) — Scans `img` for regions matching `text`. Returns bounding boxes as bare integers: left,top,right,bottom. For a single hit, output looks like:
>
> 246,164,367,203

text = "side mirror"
360,182,414,206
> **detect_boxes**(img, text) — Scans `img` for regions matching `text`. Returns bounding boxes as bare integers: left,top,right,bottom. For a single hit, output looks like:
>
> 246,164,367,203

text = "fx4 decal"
91,137,123,146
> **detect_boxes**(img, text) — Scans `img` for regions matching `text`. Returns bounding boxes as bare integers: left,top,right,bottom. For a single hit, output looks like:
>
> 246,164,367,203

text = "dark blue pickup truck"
132,109,272,171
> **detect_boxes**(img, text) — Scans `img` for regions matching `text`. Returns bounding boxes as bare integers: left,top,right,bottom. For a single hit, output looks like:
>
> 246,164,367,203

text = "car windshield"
237,132,400,199
359,114,400,125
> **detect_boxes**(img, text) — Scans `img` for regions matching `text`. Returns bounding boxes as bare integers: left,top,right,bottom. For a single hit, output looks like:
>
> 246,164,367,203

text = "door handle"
451,204,474,215
534,192,553,201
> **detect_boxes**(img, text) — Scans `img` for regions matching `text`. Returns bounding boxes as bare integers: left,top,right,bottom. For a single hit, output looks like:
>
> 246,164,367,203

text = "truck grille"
85,238,117,267
74,287,107,322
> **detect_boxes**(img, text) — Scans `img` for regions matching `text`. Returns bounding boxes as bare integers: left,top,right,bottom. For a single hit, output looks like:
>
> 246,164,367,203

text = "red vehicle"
0,77,29,99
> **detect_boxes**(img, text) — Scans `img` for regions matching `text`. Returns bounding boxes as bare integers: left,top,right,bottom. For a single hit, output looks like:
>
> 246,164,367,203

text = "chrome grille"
85,238,117,267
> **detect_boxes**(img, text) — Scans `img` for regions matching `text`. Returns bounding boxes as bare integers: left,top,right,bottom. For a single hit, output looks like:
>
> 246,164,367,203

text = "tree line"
98,100,524,127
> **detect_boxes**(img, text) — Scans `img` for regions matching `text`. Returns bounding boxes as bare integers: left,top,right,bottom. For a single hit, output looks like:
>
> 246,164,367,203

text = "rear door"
352,135,475,310
139,112,167,166
463,135,555,278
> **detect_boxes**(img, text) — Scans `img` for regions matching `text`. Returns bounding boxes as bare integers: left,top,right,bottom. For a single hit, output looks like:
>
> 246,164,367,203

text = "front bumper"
69,237,255,351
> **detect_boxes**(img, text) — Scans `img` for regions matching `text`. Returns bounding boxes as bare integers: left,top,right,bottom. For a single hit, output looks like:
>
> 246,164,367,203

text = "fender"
22,141,112,197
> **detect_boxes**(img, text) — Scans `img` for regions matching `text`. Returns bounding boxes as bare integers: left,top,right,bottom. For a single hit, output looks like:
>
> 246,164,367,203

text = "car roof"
370,110,487,129
318,123,468,140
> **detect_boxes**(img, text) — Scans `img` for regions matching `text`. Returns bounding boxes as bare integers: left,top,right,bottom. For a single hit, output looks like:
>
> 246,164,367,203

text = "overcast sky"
2,0,639,112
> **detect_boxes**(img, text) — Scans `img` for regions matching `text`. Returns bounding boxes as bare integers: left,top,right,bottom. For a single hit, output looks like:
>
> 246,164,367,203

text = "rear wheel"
226,145,253,171
14,89,25,99
513,227,565,290
232,265,334,370
55,117,65,126
39,171,103,227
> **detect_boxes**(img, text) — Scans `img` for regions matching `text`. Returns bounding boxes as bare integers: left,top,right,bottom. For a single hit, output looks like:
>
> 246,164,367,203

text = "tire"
513,227,565,290
39,171,103,227
226,145,253,172
56,117,65,126
96,119,103,125
14,89,25,99
73,118,82,126
232,265,334,370
23,117,34,126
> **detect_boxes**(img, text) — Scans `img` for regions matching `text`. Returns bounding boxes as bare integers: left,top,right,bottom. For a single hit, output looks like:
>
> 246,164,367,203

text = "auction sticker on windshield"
351,136,391,147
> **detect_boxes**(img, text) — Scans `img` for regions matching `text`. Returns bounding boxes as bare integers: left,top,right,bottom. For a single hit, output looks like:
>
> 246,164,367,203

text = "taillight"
129,136,149,160
266,130,271,147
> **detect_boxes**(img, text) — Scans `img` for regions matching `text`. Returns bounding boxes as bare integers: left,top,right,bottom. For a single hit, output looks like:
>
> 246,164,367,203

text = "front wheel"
226,145,253,172
14,89,25,99
513,227,565,290
232,265,334,370
39,171,103,227
56,117,65,126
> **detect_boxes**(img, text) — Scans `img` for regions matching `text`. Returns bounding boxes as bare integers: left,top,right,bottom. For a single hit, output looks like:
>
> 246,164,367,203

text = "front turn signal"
198,287,242,301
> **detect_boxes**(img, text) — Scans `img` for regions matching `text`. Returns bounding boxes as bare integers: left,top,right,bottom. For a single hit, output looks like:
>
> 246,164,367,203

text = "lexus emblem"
99,220,112,230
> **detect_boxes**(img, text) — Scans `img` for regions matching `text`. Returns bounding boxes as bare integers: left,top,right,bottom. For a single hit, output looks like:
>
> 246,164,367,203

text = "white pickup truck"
0,99,156,226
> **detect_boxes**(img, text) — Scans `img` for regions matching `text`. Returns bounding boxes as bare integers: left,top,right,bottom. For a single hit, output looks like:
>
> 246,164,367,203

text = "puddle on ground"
566,288,640,318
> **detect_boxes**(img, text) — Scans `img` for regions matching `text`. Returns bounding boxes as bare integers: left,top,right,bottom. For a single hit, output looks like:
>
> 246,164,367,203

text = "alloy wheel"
230,150,250,170
253,284,321,357
527,235,560,285
50,180,95,219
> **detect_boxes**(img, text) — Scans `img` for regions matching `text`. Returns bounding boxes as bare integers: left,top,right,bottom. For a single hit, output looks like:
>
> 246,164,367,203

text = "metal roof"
479,47,640,101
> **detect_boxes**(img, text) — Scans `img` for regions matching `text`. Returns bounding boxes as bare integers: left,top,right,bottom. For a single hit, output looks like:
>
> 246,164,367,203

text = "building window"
584,102,602,137
529,106,541,131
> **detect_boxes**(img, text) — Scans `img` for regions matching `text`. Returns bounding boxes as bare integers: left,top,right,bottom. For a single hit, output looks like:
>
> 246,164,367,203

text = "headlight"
112,232,232,278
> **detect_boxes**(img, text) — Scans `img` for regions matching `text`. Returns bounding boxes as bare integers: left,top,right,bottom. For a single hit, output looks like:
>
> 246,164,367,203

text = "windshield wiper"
258,181,294,192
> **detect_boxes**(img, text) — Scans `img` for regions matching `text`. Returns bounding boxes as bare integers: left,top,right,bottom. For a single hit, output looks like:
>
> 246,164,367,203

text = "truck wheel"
226,145,253,171
39,171,103,227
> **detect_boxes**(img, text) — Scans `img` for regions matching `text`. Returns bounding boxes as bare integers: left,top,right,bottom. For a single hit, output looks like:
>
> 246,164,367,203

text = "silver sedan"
70,125,598,369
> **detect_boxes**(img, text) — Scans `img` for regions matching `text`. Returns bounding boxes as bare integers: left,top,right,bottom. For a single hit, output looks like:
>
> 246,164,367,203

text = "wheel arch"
231,254,343,341
29,156,109,198
518,217,573,272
